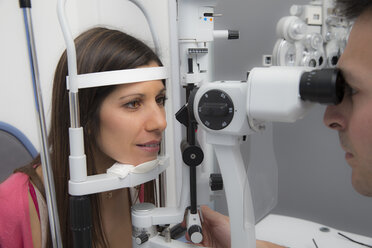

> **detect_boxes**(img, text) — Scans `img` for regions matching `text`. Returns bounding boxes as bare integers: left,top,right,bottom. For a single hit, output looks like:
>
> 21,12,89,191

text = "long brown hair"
32,27,163,247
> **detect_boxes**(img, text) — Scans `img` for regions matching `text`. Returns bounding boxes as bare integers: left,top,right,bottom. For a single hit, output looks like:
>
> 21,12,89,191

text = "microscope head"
191,66,345,136
247,66,345,124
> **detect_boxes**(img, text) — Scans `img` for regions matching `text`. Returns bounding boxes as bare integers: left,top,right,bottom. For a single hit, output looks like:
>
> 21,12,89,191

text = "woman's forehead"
113,80,165,96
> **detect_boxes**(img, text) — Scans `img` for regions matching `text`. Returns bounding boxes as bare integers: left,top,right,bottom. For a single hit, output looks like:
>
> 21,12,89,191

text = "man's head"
335,0,372,19
323,1,372,196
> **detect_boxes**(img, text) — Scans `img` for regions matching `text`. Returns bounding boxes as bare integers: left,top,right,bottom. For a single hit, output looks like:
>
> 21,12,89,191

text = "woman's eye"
156,96,168,106
124,100,141,109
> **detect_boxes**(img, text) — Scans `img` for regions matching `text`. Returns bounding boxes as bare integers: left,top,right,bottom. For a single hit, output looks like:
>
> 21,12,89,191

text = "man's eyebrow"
338,66,354,83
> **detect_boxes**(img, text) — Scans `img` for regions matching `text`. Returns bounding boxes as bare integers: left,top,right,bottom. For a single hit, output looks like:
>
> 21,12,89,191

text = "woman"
0,27,167,248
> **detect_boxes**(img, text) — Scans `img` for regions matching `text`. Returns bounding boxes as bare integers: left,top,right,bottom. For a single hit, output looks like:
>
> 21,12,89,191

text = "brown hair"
335,0,372,20
31,27,163,247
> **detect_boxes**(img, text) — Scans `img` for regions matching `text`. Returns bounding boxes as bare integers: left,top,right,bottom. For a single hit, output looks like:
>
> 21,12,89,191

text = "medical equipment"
57,1,174,247
265,0,351,68
129,67,345,248
56,0,206,247
19,1,63,247
256,214,372,247
174,66,344,248
35,0,345,247
131,4,346,241
177,1,241,226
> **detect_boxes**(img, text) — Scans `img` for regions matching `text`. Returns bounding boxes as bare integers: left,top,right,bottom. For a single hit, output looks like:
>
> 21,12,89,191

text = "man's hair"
335,0,372,20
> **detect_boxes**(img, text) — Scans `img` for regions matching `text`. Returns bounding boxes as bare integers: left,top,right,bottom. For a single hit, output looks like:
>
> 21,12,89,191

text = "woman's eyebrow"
118,88,166,100
119,93,144,100
158,88,166,94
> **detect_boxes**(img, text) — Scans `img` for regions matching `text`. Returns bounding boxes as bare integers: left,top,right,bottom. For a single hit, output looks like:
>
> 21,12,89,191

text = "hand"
183,205,231,248
256,240,286,248
186,206,285,248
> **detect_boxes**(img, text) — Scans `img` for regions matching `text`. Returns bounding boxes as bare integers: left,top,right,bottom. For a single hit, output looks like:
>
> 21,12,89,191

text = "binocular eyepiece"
299,68,345,105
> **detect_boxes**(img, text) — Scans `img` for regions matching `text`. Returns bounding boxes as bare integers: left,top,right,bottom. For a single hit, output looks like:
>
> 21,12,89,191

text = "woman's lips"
136,141,161,153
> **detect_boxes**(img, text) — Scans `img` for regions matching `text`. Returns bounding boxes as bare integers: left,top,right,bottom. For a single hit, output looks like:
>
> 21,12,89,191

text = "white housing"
247,66,313,123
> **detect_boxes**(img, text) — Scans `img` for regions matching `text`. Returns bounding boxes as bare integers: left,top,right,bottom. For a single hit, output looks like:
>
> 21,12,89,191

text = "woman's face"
97,71,167,166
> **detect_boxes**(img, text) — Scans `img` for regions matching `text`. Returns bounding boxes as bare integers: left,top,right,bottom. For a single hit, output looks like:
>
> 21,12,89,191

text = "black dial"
135,233,149,245
197,90,234,130
209,173,223,191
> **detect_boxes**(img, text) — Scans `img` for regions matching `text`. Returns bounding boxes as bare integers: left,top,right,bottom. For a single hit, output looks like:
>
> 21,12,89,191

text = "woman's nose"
145,104,167,132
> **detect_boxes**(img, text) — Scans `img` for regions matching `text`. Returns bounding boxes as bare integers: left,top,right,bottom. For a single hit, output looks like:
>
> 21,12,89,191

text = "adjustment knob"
135,233,149,245
228,30,239,39
209,173,223,191
181,141,204,167
197,90,234,130
188,225,203,244
182,145,204,167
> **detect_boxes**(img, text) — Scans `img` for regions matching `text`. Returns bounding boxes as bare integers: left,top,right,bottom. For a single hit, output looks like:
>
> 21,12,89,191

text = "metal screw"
319,227,330,232
258,124,266,131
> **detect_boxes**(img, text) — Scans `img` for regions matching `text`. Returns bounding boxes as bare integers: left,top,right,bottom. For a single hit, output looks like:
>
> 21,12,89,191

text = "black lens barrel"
299,68,345,105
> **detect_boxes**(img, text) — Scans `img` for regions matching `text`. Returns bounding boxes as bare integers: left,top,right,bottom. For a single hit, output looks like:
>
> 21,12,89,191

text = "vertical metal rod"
186,85,198,214
189,165,197,214
20,4,63,247
188,122,198,214
158,127,167,207
69,92,80,128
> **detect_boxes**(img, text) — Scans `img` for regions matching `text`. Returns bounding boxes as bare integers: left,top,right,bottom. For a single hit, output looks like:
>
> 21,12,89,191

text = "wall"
214,0,372,237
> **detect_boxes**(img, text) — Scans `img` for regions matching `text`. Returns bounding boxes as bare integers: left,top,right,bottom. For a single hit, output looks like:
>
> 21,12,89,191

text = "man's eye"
345,84,358,96
124,100,141,109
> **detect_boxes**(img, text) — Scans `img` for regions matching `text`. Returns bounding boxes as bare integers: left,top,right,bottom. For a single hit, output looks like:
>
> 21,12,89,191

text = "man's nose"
323,104,345,131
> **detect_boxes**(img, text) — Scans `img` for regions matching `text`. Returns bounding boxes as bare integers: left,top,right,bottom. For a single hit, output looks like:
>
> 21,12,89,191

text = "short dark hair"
335,0,372,20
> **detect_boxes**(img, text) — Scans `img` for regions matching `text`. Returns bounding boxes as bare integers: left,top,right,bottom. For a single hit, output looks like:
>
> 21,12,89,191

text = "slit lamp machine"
20,0,350,247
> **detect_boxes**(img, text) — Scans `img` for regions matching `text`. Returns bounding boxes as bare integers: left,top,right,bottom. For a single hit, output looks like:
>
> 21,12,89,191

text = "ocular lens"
299,68,345,105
